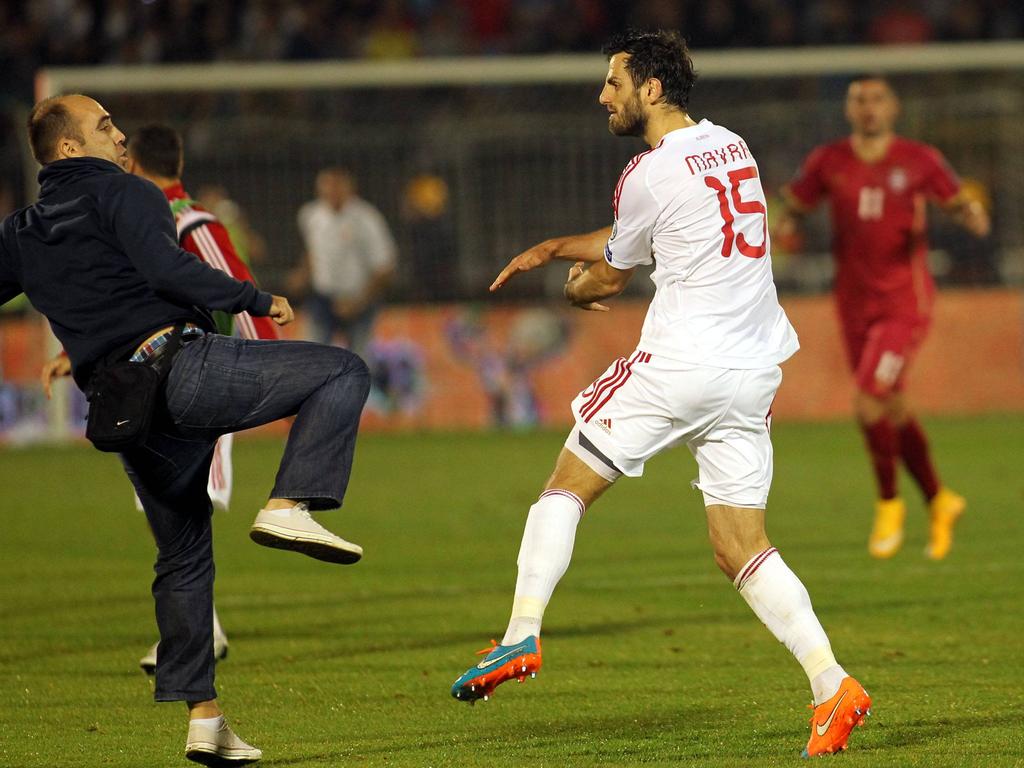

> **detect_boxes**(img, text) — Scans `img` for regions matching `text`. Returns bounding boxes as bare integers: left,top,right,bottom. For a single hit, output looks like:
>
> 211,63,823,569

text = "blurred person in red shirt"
775,74,989,561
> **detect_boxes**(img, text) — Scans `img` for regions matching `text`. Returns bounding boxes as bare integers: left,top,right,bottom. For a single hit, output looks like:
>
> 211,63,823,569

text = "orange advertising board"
359,288,1023,430
1,288,1021,441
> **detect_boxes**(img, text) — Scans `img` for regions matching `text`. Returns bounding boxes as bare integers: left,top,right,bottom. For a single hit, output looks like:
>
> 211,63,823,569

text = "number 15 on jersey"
704,166,768,259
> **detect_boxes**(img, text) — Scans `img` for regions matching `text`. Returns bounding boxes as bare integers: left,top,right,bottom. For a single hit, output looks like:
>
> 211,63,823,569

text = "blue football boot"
451,636,542,703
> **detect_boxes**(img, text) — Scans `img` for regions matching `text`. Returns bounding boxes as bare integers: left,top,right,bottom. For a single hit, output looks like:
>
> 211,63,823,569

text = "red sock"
897,418,940,501
860,419,898,499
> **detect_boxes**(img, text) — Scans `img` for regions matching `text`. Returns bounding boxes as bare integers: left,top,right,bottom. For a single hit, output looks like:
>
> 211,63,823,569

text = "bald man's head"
27,95,85,165
27,94,127,168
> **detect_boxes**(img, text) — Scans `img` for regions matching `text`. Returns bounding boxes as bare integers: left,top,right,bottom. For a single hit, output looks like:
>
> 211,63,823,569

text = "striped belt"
130,324,205,363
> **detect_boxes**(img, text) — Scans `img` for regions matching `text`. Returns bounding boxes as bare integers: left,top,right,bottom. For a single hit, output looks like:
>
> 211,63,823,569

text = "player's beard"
608,93,646,137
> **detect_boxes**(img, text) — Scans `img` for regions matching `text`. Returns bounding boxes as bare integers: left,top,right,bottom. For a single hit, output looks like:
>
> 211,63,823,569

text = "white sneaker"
139,626,229,676
249,503,363,564
185,717,262,765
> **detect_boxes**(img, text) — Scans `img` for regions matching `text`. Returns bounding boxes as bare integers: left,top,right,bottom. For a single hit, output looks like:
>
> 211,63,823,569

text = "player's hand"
564,262,610,312
964,201,991,238
268,295,294,326
771,213,804,254
490,240,557,291
40,353,72,400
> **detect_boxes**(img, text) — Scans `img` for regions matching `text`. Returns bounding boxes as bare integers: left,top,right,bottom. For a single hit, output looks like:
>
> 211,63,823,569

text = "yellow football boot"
926,487,965,560
868,497,906,558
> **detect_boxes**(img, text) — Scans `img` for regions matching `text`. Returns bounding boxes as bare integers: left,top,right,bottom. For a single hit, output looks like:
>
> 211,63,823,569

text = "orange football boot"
926,487,965,560
803,676,871,757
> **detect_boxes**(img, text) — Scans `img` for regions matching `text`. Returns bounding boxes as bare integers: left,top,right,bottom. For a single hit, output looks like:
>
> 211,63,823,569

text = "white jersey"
604,119,798,369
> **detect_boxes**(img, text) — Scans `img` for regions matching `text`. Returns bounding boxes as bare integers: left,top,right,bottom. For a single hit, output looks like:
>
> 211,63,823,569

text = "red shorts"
842,317,929,397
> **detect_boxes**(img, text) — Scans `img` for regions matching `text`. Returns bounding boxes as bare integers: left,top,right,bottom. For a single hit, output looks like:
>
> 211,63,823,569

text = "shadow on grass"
258,706,1022,766
262,706,731,765
236,616,671,668
862,711,1019,752
0,633,153,666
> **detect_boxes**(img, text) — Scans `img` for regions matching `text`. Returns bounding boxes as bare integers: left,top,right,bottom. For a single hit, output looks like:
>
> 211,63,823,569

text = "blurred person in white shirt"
295,168,396,360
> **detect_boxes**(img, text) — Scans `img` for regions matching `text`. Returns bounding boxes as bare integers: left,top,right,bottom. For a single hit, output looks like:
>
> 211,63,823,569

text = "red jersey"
163,183,278,341
786,136,960,326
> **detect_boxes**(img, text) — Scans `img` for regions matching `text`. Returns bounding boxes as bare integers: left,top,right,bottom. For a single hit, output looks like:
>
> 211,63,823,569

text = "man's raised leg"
165,336,371,564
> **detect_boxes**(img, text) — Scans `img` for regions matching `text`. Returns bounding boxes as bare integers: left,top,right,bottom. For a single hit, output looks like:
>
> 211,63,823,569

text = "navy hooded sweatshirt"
0,157,273,388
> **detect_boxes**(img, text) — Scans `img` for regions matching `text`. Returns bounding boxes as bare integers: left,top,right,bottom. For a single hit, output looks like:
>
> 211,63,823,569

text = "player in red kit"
776,75,990,561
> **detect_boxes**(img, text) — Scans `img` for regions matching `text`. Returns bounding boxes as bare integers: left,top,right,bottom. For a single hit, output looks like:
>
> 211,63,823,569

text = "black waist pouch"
85,327,185,452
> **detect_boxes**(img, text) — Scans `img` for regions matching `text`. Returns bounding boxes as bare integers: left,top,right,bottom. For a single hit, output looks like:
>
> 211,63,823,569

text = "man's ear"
645,78,664,104
56,137,80,160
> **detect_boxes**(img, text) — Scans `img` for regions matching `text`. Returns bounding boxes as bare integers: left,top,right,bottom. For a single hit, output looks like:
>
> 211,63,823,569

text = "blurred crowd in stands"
0,0,1015,299
2,0,1022,100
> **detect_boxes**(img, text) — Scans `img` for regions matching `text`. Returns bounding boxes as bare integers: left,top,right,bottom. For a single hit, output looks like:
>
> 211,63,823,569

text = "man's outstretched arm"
490,226,612,291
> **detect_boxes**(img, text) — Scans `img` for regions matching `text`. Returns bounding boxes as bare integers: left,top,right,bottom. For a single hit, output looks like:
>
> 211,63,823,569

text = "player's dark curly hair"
601,30,697,110
128,123,184,179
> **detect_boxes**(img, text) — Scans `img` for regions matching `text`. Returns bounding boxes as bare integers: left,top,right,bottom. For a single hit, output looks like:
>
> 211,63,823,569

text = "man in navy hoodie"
0,94,372,765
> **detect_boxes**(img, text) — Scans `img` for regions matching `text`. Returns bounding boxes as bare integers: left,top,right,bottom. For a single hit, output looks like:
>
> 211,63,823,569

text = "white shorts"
565,350,782,508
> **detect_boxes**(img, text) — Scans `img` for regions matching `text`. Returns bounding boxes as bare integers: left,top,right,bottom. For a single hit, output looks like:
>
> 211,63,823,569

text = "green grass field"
1,416,1022,768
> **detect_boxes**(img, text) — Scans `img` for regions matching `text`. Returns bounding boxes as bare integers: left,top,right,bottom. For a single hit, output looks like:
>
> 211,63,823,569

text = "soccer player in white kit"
451,31,871,757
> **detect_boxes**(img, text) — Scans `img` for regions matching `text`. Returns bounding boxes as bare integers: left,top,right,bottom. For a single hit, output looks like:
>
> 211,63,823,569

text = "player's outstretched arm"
490,226,612,292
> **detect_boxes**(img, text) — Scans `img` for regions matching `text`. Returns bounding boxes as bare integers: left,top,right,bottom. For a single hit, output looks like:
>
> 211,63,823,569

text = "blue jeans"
119,334,370,702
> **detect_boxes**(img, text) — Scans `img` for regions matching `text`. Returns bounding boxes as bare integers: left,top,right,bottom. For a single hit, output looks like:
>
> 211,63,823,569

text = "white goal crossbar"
37,41,1024,98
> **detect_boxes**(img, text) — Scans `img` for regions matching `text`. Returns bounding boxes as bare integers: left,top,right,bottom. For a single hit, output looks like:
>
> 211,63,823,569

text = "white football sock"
501,490,585,646
734,547,847,705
